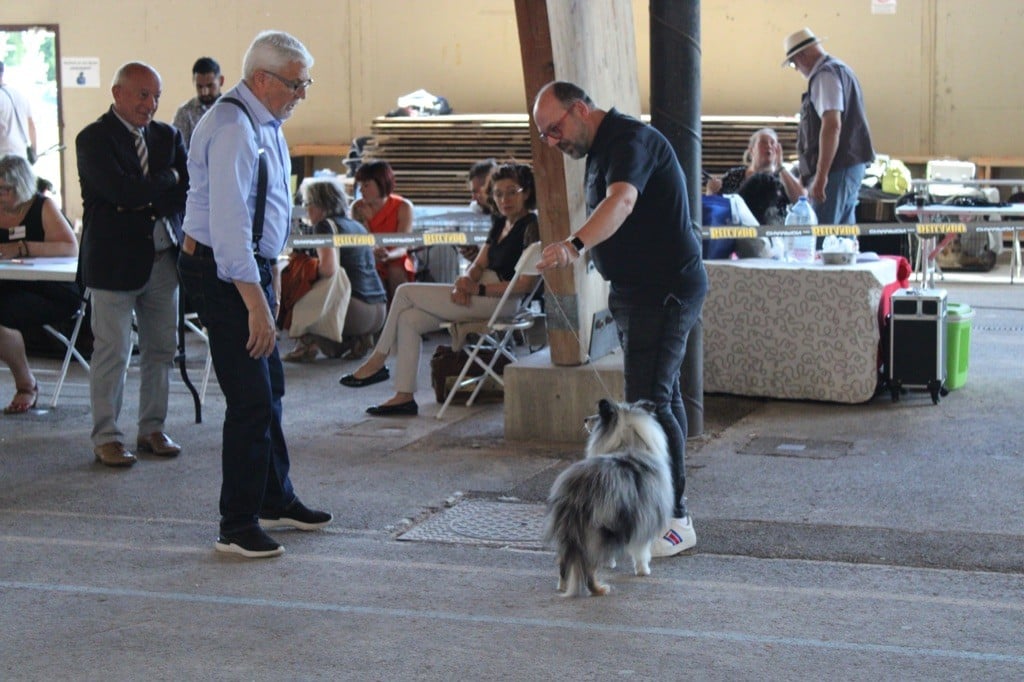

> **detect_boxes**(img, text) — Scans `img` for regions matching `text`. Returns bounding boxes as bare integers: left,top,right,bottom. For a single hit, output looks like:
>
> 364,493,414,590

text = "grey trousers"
88,253,179,446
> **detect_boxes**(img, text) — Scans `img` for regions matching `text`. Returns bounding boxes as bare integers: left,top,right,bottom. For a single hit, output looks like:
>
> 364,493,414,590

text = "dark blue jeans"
178,250,294,535
609,290,705,518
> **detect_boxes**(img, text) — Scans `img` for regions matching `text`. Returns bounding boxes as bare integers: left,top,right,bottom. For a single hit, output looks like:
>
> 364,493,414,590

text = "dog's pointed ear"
597,398,615,422
635,399,656,415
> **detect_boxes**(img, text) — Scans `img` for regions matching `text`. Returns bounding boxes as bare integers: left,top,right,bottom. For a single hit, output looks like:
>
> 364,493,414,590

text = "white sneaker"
650,515,697,557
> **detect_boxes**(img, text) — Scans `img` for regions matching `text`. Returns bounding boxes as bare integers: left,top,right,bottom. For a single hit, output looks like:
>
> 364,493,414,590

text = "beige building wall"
2,0,1020,220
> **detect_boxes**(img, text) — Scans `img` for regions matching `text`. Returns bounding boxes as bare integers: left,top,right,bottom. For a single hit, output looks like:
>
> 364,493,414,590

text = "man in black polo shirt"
534,81,708,557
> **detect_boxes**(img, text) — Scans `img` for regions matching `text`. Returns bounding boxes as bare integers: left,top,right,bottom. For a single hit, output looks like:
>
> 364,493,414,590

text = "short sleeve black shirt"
585,109,707,304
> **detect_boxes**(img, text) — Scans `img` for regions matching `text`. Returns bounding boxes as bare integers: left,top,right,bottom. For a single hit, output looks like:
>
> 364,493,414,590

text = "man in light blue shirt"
178,30,332,559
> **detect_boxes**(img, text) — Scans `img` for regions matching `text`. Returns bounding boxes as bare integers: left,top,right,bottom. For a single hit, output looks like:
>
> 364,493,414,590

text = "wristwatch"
568,235,585,253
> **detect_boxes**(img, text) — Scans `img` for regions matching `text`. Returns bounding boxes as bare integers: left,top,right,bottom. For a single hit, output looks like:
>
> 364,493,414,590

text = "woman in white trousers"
340,162,540,416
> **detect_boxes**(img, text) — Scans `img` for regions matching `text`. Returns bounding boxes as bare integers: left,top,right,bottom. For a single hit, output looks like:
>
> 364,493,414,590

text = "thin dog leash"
540,265,618,401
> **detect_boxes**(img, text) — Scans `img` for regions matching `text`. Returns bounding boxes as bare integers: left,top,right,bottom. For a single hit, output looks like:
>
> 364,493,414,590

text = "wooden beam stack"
361,114,799,205
361,115,533,205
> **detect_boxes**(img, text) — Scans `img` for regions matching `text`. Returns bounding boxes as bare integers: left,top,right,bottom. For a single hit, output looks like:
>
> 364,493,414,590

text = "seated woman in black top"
340,163,540,417
706,127,805,224
0,155,82,413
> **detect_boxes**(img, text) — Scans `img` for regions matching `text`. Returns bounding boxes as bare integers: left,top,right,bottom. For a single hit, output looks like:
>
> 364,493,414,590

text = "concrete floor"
1,257,1023,680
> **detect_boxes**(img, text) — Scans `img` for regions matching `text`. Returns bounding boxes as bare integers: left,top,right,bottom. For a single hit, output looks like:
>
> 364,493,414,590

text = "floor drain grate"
738,436,852,459
398,498,547,550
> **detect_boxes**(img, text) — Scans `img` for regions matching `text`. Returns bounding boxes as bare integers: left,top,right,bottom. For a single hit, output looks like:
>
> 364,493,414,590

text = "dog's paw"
634,562,651,577
607,557,617,569
591,582,610,596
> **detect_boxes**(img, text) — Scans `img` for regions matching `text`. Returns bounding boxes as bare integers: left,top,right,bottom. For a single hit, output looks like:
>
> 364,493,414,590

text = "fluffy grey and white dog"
544,399,673,597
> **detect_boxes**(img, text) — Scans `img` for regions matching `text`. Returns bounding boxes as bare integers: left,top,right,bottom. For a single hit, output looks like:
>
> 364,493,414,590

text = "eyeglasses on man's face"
538,107,573,142
263,70,313,93
492,186,524,201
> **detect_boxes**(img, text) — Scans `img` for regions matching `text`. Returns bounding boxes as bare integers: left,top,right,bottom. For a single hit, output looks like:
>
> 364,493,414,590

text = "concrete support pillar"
650,0,705,437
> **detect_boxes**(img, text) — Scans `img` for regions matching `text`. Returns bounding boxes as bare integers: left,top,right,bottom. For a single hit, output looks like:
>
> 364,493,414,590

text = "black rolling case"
889,288,948,404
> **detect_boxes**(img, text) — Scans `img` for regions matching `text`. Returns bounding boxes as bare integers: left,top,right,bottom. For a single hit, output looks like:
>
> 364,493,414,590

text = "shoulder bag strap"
219,96,268,253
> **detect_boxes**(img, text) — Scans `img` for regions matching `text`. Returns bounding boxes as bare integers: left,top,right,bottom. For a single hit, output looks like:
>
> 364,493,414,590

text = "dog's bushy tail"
545,481,611,597
549,527,607,597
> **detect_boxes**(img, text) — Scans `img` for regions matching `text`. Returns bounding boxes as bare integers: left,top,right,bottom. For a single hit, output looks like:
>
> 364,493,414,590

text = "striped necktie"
134,126,176,249
134,128,148,176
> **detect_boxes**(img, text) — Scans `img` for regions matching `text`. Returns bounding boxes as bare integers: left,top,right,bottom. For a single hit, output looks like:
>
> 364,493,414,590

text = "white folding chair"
42,292,90,408
436,241,544,419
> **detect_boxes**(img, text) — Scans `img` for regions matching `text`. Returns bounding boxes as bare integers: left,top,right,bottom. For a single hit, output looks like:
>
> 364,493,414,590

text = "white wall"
2,0,1020,220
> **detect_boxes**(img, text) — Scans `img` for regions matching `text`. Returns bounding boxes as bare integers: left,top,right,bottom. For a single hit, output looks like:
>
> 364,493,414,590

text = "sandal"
347,334,376,360
4,381,39,415
283,342,318,363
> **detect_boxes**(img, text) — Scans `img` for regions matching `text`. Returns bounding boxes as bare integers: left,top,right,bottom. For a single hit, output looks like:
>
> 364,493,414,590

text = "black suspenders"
219,97,268,253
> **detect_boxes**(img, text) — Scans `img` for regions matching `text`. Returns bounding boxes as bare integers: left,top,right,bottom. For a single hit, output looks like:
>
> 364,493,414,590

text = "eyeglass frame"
491,186,525,201
537,105,574,142
262,70,314,93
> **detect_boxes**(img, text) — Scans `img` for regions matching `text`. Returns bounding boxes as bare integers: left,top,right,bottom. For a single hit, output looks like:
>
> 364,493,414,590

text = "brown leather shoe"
136,432,182,457
93,442,137,468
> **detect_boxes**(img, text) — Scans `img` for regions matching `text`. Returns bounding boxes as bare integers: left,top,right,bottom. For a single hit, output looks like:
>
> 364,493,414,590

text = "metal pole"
650,0,703,437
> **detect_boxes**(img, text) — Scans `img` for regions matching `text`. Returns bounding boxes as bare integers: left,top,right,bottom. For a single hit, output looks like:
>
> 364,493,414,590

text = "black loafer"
366,400,418,416
339,366,390,388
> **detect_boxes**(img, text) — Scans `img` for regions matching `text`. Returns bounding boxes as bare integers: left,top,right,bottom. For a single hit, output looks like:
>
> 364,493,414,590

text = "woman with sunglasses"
0,155,81,414
340,162,540,417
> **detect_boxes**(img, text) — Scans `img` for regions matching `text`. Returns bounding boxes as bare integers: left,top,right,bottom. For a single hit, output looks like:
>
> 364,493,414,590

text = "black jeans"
178,250,294,534
610,290,705,518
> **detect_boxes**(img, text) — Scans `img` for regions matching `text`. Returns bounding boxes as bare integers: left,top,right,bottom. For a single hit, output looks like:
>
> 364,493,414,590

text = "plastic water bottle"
783,196,818,263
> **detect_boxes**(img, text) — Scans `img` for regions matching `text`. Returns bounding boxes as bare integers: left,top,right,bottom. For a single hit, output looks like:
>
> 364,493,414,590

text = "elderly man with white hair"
178,30,332,559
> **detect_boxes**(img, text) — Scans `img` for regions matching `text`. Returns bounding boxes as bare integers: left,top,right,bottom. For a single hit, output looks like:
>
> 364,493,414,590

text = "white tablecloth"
703,258,897,403
0,256,78,282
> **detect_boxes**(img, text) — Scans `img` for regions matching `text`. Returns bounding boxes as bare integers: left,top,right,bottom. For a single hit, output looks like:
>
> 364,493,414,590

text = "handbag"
429,344,510,403
278,251,320,330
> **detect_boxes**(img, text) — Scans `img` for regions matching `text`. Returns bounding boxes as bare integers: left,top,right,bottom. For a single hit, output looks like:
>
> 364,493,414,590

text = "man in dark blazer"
76,61,188,468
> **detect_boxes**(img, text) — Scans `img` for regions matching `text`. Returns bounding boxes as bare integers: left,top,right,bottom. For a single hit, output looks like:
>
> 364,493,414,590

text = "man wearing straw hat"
783,27,874,225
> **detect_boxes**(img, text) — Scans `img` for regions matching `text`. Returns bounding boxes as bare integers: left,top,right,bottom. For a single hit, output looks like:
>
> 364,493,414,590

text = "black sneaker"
259,498,333,531
215,526,284,559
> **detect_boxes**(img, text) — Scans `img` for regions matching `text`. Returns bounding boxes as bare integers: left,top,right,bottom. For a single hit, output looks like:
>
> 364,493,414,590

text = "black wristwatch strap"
569,235,585,253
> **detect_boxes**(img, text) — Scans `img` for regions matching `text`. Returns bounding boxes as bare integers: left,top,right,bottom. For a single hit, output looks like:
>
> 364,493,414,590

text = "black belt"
191,241,215,259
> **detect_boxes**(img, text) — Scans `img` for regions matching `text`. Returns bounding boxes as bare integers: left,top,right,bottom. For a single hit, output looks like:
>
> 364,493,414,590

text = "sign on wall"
872,0,897,14
61,57,100,88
